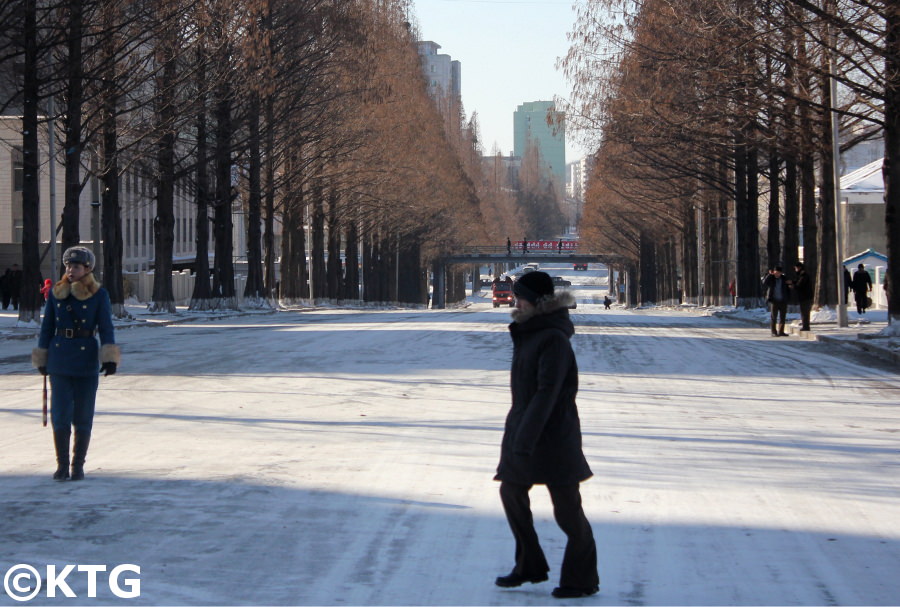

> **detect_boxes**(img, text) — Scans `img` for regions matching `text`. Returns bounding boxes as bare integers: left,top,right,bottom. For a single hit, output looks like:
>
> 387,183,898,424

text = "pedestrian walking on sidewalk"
791,262,814,331
762,266,789,336
32,246,120,481
494,271,599,599
852,263,872,315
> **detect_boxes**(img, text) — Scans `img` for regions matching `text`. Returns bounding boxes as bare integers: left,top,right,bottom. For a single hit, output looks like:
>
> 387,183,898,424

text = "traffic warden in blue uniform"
32,246,120,481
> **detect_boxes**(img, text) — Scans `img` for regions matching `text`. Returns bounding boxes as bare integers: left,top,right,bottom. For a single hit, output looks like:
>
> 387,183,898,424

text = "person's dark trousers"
50,375,99,434
500,481,599,589
499,481,549,580
548,483,599,589
799,299,812,331
769,302,787,335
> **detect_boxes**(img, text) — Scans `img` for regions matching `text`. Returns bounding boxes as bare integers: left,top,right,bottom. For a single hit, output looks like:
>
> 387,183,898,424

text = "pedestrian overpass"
432,246,624,308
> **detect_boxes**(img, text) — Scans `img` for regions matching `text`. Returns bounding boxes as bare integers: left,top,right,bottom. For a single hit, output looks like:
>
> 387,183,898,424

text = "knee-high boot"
70,432,91,481
53,430,70,481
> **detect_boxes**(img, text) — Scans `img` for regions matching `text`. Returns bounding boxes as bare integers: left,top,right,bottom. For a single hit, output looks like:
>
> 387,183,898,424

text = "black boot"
52,430,70,481
70,432,91,481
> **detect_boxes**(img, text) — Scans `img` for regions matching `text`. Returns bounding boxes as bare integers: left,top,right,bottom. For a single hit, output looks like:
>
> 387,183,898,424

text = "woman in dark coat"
32,247,119,481
494,271,598,599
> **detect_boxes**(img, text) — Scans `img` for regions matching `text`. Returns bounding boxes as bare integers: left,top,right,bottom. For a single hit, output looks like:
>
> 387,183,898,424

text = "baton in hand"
42,375,47,427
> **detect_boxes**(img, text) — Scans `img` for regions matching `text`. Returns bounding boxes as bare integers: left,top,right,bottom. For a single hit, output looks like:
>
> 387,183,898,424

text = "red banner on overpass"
513,240,577,251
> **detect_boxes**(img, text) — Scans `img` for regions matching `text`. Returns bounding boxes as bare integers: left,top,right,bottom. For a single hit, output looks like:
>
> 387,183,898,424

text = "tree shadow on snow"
0,473,897,606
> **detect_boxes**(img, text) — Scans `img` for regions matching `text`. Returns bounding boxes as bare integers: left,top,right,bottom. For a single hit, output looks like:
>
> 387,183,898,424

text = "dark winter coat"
851,269,872,296
32,273,119,377
495,291,592,486
792,269,813,303
762,274,789,304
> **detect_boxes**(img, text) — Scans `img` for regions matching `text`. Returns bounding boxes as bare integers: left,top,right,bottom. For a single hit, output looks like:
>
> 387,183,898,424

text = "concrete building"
839,158,885,260
513,101,565,191
566,156,593,229
416,41,461,110
0,116,221,293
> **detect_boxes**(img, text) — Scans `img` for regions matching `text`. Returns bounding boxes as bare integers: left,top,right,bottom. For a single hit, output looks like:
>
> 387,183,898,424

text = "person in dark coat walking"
762,266,789,336
791,262,814,331
6,263,23,310
494,271,599,599
32,247,120,481
851,263,872,315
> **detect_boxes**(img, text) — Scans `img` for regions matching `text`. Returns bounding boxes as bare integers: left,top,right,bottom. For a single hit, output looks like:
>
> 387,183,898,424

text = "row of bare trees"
1,0,518,320
563,0,899,322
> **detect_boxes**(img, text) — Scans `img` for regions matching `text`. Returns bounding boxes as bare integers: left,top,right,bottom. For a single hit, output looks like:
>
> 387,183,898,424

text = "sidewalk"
5,301,899,366
0,301,276,342
708,305,900,366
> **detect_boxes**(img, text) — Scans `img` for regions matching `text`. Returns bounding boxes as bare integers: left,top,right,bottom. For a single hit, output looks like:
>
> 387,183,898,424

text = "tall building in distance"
416,41,461,112
513,100,565,189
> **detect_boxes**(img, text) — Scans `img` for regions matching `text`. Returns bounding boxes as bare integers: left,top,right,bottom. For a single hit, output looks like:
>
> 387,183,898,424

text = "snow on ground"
1,263,899,605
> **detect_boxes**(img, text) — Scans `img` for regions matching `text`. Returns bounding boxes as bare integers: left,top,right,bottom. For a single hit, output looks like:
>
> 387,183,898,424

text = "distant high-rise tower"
416,41,461,105
513,101,565,188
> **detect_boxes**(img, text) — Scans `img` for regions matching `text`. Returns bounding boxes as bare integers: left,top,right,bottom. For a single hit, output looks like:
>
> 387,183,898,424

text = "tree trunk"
243,94,266,304
343,214,359,301
311,183,326,300
212,77,236,309
735,141,761,308
99,12,127,319
783,156,800,269
263,95,276,300
885,4,900,326
767,151,781,270
149,47,177,314
61,0,85,258
18,0,42,323
398,238,425,305
681,199,698,304
639,230,657,305
189,51,212,310
326,189,341,299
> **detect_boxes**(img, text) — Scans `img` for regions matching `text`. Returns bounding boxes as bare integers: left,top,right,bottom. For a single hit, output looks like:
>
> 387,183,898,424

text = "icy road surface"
1,287,898,604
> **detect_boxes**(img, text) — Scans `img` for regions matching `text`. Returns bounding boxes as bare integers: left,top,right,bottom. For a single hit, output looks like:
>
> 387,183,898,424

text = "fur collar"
511,290,576,324
52,273,101,301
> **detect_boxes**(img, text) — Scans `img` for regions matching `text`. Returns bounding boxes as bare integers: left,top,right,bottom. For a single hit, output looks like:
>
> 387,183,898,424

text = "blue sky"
410,0,587,162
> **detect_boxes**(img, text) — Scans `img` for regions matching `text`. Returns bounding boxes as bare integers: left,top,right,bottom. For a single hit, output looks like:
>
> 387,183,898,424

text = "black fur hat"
514,271,554,304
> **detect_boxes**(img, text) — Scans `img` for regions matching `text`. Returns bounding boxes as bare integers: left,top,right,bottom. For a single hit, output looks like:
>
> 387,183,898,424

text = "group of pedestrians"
764,262,876,336
762,263,813,336
0,264,23,310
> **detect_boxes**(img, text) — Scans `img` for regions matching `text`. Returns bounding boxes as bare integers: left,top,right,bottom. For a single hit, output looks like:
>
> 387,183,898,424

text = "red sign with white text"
513,240,577,251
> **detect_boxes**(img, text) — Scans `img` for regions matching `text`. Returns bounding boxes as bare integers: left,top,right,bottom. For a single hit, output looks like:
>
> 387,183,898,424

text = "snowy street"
1,266,899,605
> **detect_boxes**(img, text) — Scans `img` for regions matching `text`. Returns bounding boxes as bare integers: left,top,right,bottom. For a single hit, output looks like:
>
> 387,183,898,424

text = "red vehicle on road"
492,282,514,307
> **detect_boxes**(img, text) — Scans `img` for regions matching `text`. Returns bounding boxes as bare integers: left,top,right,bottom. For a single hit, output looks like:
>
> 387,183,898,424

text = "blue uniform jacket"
36,275,117,377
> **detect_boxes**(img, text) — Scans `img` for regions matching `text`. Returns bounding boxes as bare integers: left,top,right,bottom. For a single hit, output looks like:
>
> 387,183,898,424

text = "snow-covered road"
2,284,898,605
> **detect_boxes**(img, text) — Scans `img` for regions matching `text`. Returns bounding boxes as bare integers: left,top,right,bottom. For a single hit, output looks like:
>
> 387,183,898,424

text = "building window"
12,148,24,242
13,158,23,192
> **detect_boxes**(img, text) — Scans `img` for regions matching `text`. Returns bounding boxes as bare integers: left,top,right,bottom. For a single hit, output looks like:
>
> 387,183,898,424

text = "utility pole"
830,57,848,327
